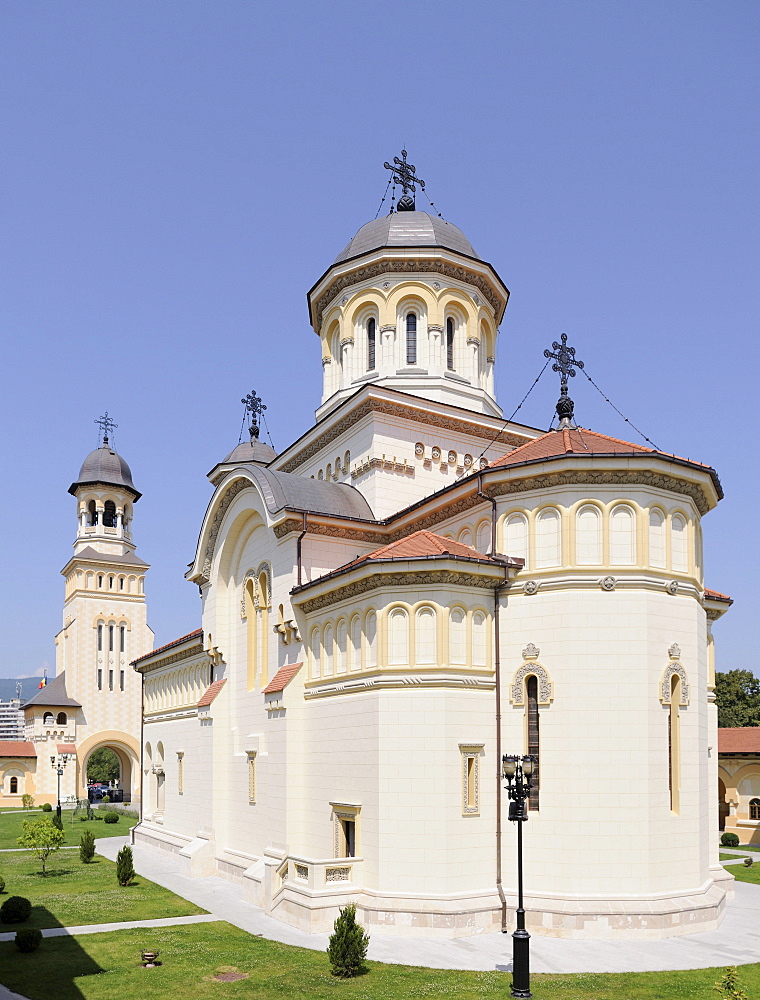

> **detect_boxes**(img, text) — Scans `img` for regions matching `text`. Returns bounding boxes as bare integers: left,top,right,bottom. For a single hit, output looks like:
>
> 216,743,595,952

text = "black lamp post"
502,754,537,999
50,754,68,821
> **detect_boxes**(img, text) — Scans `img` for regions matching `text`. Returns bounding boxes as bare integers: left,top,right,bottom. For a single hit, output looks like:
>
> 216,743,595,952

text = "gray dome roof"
334,211,478,264
68,444,140,499
222,439,277,465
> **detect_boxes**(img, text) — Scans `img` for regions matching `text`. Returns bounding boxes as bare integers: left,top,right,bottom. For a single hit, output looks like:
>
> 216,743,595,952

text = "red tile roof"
705,589,732,603
0,741,36,758
718,728,760,754
263,662,303,695
489,428,713,471
197,678,227,707
57,744,77,754
133,629,204,665
345,529,495,570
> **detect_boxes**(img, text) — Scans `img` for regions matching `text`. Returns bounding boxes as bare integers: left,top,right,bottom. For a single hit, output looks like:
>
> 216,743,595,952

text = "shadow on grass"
1,906,103,1000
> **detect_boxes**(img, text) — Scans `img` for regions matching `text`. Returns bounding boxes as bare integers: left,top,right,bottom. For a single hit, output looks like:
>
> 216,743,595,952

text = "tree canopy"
715,670,760,729
87,747,120,784
17,817,65,875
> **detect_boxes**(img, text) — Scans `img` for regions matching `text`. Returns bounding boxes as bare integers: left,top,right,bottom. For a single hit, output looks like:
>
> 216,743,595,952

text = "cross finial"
543,334,584,429
241,391,267,441
95,412,118,446
384,149,425,211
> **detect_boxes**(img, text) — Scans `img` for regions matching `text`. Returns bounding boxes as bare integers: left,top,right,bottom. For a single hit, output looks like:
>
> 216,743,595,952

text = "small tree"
714,966,748,1000
116,845,135,886
79,829,96,864
327,903,369,978
21,794,34,811
52,813,64,832
17,818,65,876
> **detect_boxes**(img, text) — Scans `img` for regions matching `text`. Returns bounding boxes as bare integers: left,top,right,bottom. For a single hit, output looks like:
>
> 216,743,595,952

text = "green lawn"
724,860,760,885
0,809,137,849
0,922,759,1000
720,841,760,852
0,850,205,928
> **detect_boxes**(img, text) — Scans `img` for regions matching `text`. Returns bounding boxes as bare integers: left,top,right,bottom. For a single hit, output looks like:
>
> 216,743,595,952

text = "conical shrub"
327,902,369,977
116,845,135,886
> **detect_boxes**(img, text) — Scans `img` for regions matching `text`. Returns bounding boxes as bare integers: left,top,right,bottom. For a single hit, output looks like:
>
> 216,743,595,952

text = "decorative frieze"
510,661,553,705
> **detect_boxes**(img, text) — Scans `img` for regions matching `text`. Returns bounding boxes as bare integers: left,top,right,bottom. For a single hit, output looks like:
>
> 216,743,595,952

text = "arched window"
449,608,466,665
10,776,18,794
87,500,97,526
476,521,490,554
649,508,666,568
415,607,436,665
575,505,602,565
458,528,473,548
97,623,103,651
120,626,126,652
336,620,347,674
350,616,362,671
527,675,540,811
610,505,636,565
472,611,487,667
367,317,376,370
505,513,528,566
671,514,688,573
446,317,455,370
323,624,334,676
388,608,409,666
535,508,561,568
406,313,417,365
108,625,114,651
750,798,760,820
43,712,54,725
103,500,116,527
365,611,377,668
310,627,321,679
56,712,67,726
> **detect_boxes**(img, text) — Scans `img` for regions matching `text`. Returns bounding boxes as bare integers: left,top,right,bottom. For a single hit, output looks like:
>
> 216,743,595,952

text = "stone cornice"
276,394,528,475
304,669,496,699
310,255,507,330
134,643,206,673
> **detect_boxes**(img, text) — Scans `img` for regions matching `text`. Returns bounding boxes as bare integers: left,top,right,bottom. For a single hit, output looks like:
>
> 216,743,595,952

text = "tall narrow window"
108,669,114,691
247,752,257,804
336,621,347,674
245,578,257,689
505,513,528,566
367,317,376,370
365,611,377,668
649,508,666,568
750,798,760,820
103,500,116,527
323,624,334,676
88,500,97,526
177,753,184,795
472,611,487,667
310,627,321,679
406,312,417,365
120,626,126,652
460,745,483,815
10,776,18,794
527,675,540,810
671,514,688,573
415,607,436,665
669,673,681,812
119,670,125,692
446,317,455,370
535,508,561,568
97,668,102,690
449,608,466,665
350,616,362,671
610,505,636,565
576,505,602,564
108,625,114,651
388,609,409,666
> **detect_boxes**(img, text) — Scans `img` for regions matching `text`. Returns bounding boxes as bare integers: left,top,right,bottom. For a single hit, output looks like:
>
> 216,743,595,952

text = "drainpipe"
477,474,509,932
296,512,308,588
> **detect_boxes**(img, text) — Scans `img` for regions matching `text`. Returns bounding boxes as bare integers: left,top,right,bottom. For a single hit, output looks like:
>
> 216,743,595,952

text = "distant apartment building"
0,700,24,741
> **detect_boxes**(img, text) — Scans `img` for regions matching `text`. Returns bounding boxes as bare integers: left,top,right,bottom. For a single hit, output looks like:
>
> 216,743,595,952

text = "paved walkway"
92,837,760,974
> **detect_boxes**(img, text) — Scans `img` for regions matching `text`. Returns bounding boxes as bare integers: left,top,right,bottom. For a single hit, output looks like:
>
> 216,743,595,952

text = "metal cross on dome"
241,391,266,440
544,333,584,386
95,412,118,445
384,149,426,197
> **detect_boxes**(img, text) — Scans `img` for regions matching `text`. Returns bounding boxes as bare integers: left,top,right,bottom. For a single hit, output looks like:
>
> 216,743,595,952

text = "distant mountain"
0,677,40,702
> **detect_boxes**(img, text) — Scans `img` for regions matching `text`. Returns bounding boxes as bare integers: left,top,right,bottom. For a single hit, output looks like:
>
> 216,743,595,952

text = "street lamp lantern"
49,754,68,821
502,753,537,999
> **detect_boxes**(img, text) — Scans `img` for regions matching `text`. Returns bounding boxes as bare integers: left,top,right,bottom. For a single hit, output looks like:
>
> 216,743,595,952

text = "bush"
116,846,135,886
101,794,110,803
51,813,64,832
714,965,748,999
103,812,119,825
0,875,5,893
721,832,740,847
79,829,96,864
21,794,34,811
1,896,32,924
327,903,369,978
15,928,42,953
41,803,52,813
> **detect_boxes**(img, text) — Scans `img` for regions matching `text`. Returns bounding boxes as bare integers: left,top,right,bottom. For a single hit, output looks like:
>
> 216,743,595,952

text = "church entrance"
78,738,139,805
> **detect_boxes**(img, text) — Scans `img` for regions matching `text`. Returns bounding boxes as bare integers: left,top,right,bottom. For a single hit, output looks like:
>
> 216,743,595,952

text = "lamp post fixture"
502,754,537,999
50,754,68,821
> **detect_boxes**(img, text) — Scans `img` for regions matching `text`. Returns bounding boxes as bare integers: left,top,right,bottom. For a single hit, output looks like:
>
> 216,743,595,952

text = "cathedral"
5,157,735,941
0,427,152,808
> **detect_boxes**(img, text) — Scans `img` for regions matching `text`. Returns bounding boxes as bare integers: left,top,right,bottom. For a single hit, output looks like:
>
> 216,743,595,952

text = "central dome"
334,211,478,264
68,443,140,499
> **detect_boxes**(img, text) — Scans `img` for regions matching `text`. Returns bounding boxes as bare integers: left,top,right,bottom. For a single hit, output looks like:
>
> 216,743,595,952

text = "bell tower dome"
307,155,509,420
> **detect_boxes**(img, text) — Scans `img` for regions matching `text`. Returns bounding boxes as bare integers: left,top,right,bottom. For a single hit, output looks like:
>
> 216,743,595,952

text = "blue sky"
1,2,757,679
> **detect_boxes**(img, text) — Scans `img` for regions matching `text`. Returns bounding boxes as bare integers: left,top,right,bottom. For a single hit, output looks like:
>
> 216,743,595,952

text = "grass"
0,850,205,928
0,922,759,1000
720,841,760,852
724,861,760,885
0,809,137,849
